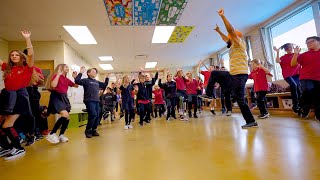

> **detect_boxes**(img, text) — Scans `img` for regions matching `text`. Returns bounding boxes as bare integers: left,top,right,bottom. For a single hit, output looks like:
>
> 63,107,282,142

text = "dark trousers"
154,104,165,117
231,75,255,123
145,101,152,120
125,110,134,125
250,86,257,105
285,75,302,110
166,97,176,119
187,95,198,115
301,80,320,118
206,71,255,124
221,90,232,111
85,101,100,131
256,91,268,115
138,103,149,124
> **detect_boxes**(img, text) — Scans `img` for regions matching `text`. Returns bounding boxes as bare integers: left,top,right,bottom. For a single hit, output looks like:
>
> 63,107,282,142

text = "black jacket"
101,92,116,106
75,73,109,102
158,79,176,99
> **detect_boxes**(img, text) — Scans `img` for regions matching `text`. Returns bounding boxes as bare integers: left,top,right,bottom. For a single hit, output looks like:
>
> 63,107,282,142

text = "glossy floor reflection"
1,112,320,180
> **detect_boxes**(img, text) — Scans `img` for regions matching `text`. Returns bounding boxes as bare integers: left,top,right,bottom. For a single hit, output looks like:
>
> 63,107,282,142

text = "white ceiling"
0,0,297,72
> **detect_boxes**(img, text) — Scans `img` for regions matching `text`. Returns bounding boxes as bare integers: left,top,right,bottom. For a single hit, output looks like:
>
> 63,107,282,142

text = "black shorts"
0,88,32,116
48,91,71,114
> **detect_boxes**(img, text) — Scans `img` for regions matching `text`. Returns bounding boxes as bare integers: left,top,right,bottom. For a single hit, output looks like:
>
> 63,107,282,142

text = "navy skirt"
48,91,71,114
0,88,32,116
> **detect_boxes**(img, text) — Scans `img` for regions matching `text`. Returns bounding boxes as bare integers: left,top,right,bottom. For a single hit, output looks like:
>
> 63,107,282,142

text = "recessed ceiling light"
99,56,113,61
152,26,175,43
99,64,114,70
63,26,97,44
145,62,157,69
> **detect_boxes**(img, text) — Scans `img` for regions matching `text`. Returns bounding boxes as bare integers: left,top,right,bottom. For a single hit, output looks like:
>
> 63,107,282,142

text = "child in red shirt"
274,43,301,113
152,85,165,118
185,72,199,118
0,30,34,160
291,36,320,120
45,64,77,144
249,59,273,119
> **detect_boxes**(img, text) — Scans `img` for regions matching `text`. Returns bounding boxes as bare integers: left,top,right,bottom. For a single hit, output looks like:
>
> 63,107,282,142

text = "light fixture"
99,56,113,61
99,64,114,70
63,26,97,44
145,62,157,69
152,26,175,43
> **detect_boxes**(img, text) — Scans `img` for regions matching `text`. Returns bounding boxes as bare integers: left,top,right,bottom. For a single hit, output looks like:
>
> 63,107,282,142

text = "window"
268,4,318,80
220,50,230,71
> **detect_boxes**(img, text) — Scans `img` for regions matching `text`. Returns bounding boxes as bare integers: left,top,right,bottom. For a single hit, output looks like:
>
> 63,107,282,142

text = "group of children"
0,8,319,161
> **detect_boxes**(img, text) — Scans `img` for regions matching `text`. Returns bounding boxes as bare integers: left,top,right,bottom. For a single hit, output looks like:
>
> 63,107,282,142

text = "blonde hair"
251,59,261,65
122,75,130,85
45,64,67,90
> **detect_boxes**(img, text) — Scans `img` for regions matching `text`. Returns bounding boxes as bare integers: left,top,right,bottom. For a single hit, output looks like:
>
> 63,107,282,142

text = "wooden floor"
1,112,320,180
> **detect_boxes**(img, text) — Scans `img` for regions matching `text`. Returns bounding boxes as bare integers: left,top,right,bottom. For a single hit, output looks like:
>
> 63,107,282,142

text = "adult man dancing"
202,8,258,128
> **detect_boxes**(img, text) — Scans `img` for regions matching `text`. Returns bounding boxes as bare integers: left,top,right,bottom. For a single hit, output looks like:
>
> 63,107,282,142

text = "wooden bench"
69,109,88,128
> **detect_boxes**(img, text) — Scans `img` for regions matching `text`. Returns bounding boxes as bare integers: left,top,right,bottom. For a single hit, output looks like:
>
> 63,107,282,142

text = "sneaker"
226,111,232,116
35,134,43,141
25,135,36,146
124,125,129,130
210,110,216,115
85,130,93,138
194,114,198,118
139,122,143,127
293,107,300,114
59,135,69,142
0,148,15,158
92,131,100,136
299,110,310,118
46,133,60,144
180,115,184,121
241,122,259,129
183,115,189,121
20,138,26,144
128,125,133,129
258,113,270,119
4,148,26,160
250,104,257,110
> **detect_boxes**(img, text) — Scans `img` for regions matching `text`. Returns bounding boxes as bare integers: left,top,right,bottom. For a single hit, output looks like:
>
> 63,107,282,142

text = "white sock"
211,107,215,110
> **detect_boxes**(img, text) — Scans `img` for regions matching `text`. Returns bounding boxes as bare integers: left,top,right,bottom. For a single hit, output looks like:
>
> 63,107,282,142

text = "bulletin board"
156,0,189,25
104,0,133,25
133,0,161,26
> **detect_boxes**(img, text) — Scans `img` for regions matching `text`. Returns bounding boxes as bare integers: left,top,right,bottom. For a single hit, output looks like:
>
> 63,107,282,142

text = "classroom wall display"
156,0,189,25
133,0,161,26
168,26,194,43
104,0,133,25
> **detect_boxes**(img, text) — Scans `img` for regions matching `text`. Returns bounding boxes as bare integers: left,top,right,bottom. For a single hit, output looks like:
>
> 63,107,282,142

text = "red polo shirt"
51,74,75,94
186,78,198,95
200,71,211,87
2,63,34,91
153,89,164,105
280,54,300,79
175,77,186,91
249,68,271,92
297,50,320,81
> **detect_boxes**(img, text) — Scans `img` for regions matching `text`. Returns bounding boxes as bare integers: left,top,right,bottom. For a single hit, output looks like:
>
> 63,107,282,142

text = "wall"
8,41,64,66
0,38,8,90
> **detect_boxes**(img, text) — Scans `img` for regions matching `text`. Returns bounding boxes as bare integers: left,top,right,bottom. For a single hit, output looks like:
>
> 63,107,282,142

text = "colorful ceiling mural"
156,0,189,25
168,26,194,43
103,0,189,26
104,0,133,25
133,0,161,26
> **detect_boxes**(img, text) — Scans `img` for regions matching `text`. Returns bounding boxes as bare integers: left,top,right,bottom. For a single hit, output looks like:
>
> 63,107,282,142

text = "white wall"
0,38,8,90
8,41,64,66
